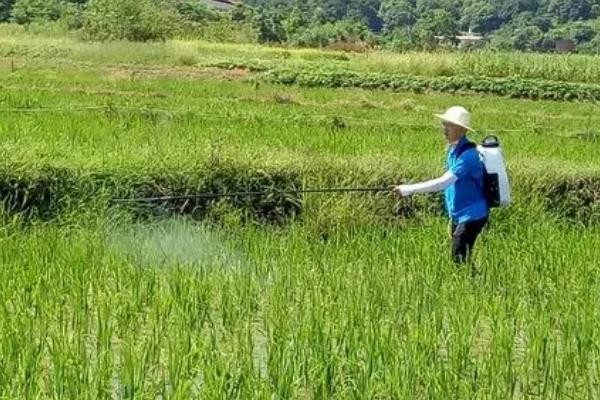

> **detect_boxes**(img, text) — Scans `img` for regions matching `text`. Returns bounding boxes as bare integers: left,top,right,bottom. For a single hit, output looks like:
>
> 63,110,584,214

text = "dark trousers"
451,217,488,264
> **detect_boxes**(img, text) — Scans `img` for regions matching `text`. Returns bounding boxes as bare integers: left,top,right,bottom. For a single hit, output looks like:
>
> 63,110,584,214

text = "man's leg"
452,223,469,264
451,218,488,264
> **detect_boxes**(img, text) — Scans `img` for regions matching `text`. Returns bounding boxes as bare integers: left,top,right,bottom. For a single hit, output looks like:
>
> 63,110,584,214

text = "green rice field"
0,29,599,399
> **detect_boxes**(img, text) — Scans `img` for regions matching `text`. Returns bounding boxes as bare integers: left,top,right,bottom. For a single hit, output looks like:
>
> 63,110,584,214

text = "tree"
311,6,328,25
413,8,456,48
231,3,255,22
282,7,305,40
512,25,544,50
83,0,179,41
547,0,592,22
293,19,372,47
174,1,219,24
253,8,286,42
3,0,600,53
0,0,16,22
384,26,415,50
378,0,416,31
547,20,596,43
578,33,600,52
461,1,505,32
495,0,539,21
345,0,383,31
489,23,543,50
11,0,62,23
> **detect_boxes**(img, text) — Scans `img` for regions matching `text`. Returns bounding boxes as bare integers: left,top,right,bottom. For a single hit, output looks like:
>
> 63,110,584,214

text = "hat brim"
435,114,473,131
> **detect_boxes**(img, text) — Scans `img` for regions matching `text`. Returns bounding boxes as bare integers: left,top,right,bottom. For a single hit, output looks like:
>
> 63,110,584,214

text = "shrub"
174,0,219,24
292,20,374,48
60,2,84,30
82,0,179,42
10,0,62,24
384,27,415,52
257,65,600,102
189,16,258,43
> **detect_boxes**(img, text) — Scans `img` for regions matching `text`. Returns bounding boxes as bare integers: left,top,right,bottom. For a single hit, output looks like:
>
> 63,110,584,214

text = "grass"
0,216,599,398
6,24,600,84
1,64,599,223
1,65,599,172
0,29,600,398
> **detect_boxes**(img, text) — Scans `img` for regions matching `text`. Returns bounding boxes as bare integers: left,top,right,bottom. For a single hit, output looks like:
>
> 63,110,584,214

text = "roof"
456,35,484,41
201,0,238,10
456,30,484,41
435,31,485,42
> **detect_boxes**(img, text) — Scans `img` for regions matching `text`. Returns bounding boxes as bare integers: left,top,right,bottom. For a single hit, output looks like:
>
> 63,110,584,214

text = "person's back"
445,137,489,225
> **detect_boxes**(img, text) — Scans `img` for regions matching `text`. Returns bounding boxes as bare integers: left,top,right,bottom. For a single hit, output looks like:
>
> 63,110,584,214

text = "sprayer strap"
456,142,477,158
454,141,485,191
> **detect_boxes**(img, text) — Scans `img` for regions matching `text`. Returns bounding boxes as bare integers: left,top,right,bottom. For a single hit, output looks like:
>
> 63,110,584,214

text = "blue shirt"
444,137,489,224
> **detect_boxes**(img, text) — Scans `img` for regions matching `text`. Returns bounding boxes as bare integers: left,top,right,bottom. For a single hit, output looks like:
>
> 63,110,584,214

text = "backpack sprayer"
471,135,511,208
111,186,395,204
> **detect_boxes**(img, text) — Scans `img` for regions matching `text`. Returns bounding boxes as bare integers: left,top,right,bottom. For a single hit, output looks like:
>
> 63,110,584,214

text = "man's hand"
393,185,413,197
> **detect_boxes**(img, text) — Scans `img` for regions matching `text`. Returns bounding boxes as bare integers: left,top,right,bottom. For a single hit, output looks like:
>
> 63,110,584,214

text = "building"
455,30,485,49
434,30,486,49
201,0,238,11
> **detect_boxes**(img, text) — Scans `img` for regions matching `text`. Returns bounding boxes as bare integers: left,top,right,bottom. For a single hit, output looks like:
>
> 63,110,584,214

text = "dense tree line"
246,0,600,51
2,0,600,52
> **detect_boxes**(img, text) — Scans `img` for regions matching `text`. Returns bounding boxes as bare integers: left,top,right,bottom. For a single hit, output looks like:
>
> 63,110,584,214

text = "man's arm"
395,171,457,197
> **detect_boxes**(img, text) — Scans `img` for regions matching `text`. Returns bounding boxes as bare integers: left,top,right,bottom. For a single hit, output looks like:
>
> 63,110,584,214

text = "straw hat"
435,106,472,131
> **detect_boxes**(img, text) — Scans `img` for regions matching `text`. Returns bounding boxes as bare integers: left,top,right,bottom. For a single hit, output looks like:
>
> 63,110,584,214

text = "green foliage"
5,0,600,51
281,7,305,41
547,20,598,44
174,0,219,24
192,16,258,43
578,33,600,52
460,1,503,32
512,25,544,51
82,0,179,41
168,2,257,43
548,0,592,23
0,0,16,22
378,0,416,31
60,2,84,30
383,27,415,51
412,8,457,49
292,19,374,48
489,18,548,51
253,8,286,43
261,65,600,101
241,0,600,51
10,0,62,24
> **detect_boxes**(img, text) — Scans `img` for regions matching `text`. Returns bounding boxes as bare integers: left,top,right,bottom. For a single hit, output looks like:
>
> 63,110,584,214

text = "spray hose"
112,187,395,203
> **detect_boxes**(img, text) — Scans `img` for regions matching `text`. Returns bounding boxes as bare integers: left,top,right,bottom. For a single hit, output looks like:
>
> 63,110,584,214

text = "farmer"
394,106,489,264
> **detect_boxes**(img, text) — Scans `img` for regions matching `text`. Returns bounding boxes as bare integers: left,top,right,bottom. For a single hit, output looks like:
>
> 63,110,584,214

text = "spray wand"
112,187,395,203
